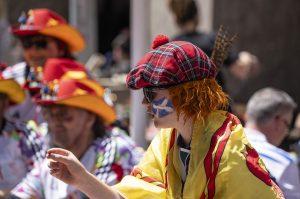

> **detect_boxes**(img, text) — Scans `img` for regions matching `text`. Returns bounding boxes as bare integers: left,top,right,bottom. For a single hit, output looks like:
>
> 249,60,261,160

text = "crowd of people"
0,0,299,198
0,9,143,198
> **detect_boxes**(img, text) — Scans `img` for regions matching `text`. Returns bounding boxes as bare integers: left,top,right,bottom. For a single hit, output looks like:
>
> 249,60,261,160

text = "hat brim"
37,95,116,124
12,28,39,36
13,24,85,52
0,79,25,104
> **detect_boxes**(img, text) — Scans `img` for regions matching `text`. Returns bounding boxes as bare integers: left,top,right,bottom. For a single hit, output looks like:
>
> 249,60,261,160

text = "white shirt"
245,128,300,199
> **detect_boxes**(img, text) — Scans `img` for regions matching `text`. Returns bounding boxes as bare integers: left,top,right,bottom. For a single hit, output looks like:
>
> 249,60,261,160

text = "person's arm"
47,148,122,199
48,130,170,199
77,171,123,199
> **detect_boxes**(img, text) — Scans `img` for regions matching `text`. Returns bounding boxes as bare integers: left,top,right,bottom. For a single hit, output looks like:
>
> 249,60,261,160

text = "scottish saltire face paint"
151,97,174,118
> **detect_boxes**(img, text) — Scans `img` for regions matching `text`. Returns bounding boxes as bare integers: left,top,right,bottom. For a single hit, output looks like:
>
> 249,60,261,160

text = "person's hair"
112,29,130,57
246,87,297,124
0,93,7,100
53,38,75,60
169,0,199,26
168,78,228,121
92,115,107,138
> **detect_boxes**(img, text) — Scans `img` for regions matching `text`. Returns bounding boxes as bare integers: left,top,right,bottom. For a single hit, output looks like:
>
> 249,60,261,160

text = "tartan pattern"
127,40,217,89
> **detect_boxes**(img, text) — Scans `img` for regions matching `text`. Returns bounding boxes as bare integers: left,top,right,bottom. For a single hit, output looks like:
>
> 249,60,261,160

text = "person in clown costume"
9,58,143,199
3,8,85,124
46,34,284,198
0,73,45,197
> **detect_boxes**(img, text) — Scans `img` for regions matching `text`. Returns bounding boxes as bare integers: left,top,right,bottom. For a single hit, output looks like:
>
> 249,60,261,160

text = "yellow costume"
114,110,283,199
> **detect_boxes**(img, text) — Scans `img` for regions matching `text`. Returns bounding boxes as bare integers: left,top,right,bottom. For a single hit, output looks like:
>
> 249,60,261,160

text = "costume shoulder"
113,129,173,199
2,62,27,85
215,117,284,199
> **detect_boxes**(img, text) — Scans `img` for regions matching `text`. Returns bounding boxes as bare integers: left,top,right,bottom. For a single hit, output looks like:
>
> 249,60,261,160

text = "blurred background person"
3,8,85,124
168,0,260,92
10,58,143,199
99,29,130,78
0,70,45,197
245,87,300,198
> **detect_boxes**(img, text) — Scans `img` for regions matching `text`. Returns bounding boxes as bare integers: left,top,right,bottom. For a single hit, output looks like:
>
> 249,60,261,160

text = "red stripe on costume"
244,145,272,186
201,113,234,199
244,146,285,198
203,116,231,179
207,119,232,198
130,167,166,189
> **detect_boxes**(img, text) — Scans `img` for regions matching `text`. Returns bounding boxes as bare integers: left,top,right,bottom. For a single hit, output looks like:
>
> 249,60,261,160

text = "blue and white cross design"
151,97,174,118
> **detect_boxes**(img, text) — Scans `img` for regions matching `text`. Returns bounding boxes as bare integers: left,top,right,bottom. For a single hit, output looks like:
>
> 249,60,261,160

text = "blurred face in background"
42,105,95,149
20,35,64,68
271,111,293,146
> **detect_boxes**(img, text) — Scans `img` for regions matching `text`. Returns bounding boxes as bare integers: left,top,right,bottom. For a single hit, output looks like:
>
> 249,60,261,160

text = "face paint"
151,97,174,118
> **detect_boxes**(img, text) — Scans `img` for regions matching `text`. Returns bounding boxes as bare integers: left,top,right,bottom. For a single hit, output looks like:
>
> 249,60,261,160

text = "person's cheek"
151,97,174,118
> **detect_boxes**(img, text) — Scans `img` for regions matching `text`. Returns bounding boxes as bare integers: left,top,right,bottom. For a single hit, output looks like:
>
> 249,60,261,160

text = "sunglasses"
143,88,157,103
42,106,74,122
20,36,49,49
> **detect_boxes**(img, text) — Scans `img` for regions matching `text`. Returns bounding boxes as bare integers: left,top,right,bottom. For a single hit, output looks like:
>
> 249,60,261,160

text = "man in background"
245,87,300,198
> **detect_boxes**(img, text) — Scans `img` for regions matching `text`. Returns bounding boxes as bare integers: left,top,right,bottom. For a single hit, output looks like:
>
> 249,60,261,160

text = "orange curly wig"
168,78,228,122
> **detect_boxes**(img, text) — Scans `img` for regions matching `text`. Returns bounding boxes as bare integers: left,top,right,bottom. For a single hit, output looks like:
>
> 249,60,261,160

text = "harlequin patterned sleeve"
93,127,144,186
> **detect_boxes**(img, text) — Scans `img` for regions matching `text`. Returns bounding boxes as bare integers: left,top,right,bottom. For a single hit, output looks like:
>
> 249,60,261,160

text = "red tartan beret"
126,35,217,89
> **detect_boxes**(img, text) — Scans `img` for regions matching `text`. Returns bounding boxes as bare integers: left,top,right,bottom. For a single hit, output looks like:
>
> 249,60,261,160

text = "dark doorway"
97,0,130,54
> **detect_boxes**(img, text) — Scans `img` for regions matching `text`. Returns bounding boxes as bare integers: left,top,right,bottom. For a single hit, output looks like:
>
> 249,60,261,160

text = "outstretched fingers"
47,149,72,165
47,148,70,156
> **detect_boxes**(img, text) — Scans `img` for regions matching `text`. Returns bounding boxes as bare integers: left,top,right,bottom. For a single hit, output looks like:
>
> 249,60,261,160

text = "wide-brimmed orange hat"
37,78,116,124
12,9,85,52
43,58,87,83
0,75,25,104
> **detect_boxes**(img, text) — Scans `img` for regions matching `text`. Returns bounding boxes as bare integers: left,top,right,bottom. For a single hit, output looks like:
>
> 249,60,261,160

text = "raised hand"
47,148,88,187
47,148,122,199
